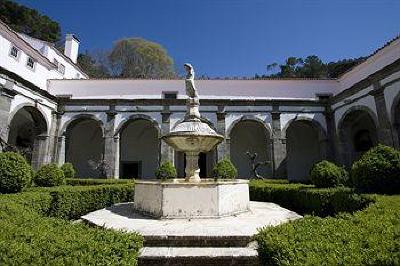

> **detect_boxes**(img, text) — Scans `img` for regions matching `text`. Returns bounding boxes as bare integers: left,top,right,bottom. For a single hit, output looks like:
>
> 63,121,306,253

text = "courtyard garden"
0,145,399,265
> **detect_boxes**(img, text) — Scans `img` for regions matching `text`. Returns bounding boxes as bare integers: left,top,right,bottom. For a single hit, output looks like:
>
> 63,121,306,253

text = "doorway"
120,161,142,179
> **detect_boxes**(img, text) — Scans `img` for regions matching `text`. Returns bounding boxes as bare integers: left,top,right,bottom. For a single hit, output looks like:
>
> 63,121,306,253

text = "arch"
119,117,161,179
282,116,327,141
337,105,378,167
390,92,400,148
284,118,327,181
115,114,161,137
226,115,272,139
7,105,49,163
65,116,105,178
8,103,49,135
229,117,272,178
337,105,379,134
59,114,105,137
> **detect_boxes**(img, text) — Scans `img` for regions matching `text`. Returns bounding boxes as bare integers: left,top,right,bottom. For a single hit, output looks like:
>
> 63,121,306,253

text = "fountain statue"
161,64,224,182
133,64,250,218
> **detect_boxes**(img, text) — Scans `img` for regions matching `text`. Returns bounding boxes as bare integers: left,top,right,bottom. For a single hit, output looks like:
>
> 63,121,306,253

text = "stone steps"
138,247,260,266
144,234,251,247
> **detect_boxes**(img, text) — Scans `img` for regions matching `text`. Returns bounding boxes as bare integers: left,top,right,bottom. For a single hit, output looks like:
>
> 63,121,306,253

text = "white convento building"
0,19,399,181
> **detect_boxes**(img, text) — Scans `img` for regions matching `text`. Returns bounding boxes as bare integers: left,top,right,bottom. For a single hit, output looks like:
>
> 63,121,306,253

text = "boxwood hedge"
65,178,134,186
249,180,371,216
0,184,142,265
256,195,400,265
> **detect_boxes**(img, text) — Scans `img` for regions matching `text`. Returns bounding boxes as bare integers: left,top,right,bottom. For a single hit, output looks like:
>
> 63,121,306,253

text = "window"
163,91,178,99
53,58,59,66
9,46,19,59
75,73,80,79
59,64,65,74
26,57,35,69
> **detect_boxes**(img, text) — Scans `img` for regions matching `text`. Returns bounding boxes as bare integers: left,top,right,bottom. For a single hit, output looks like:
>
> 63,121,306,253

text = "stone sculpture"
184,63,201,119
246,151,270,179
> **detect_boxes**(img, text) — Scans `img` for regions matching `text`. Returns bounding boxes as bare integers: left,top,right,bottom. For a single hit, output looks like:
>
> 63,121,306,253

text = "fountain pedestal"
134,179,250,218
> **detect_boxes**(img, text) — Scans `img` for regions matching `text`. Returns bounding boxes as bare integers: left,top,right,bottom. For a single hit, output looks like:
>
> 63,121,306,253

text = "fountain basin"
162,120,224,153
134,179,250,218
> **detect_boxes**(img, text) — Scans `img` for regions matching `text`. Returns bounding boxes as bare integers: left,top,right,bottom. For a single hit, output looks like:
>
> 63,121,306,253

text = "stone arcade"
0,19,400,182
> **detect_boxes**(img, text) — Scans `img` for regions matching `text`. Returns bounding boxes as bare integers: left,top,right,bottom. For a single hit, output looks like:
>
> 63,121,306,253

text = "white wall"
0,33,62,90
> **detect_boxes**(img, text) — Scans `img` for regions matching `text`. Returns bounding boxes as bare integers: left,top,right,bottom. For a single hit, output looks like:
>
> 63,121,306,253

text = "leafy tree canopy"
109,38,176,79
77,52,110,79
0,0,61,43
260,55,366,79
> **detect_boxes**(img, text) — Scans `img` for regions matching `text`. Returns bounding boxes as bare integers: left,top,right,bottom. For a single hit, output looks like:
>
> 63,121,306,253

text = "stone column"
103,109,118,178
370,82,395,147
56,135,66,166
161,110,174,163
271,111,287,178
47,111,59,163
31,134,50,170
0,85,16,150
113,134,120,179
324,110,336,162
216,106,227,161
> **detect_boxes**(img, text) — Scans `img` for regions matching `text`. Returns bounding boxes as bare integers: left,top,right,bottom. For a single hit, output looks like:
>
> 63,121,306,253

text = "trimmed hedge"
0,184,142,265
66,178,134,186
61,163,76,179
155,161,177,180
310,160,348,188
212,158,238,179
48,184,134,219
256,195,399,265
34,163,65,187
0,152,32,193
351,144,400,194
249,180,371,216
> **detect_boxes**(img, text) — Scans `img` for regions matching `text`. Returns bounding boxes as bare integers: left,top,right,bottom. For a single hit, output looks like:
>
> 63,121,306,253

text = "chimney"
64,34,79,63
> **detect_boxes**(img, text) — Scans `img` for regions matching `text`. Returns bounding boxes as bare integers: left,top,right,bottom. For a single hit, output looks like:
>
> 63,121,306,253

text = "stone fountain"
134,64,250,218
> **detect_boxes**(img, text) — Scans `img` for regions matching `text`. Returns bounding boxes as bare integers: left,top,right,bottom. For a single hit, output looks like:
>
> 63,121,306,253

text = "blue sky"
14,0,400,77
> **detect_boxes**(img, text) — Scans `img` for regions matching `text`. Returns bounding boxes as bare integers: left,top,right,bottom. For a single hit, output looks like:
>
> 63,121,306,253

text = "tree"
300,55,327,78
326,57,366,78
77,52,110,78
258,55,365,79
108,38,175,79
0,0,61,43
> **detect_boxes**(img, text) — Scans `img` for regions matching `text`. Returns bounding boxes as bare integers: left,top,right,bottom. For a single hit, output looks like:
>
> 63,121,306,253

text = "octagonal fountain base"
134,179,250,219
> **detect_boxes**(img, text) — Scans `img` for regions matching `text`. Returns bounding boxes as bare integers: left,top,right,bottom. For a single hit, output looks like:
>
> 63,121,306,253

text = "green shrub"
310,160,348,188
249,180,370,216
47,184,134,219
34,164,65,187
212,158,238,179
155,161,177,180
61,163,75,179
0,152,32,193
66,178,134,186
256,195,399,265
0,185,142,265
351,144,400,194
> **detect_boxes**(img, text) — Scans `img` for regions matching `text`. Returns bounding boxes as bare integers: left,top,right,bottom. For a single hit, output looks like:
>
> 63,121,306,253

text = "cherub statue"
246,151,270,179
184,63,199,99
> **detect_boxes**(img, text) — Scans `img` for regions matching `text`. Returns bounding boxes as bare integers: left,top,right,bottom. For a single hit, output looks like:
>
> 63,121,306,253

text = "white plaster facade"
1,19,399,180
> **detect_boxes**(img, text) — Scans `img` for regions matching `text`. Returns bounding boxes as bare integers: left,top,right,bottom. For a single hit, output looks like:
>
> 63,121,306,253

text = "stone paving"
82,201,301,238
82,201,301,265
